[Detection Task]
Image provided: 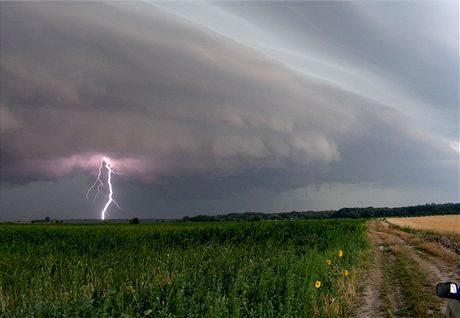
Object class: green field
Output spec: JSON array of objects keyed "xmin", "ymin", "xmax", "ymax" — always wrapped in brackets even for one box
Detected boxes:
[{"xmin": 0, "ymin": 220, "xmax": 368, "ymax": 317}]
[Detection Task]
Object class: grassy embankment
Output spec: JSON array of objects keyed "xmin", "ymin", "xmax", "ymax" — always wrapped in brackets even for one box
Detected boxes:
[{"xmin": 0, "ymin": 220, "xmax": 368, "ymax": 317}]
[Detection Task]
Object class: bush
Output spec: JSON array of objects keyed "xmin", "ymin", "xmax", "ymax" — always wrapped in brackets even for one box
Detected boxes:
[{"xmin": 129, "ymin": 217, "xmax": 140, "ymax": 224}]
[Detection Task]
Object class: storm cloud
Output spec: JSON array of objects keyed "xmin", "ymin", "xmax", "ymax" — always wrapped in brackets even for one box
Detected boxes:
[{"xmin": 0, "ymin": 2, "xmax": 457, "ymax": 219}]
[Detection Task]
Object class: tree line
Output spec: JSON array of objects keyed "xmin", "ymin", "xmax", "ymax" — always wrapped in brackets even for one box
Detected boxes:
[{"xmin": 182, "ymin": 203, "xmax": 460, "ymax": 222}]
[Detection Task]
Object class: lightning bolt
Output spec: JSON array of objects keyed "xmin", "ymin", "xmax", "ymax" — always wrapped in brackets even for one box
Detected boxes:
[{"xmin": 87, "ymin": 157, "xmax": 121, "ymax": 220}]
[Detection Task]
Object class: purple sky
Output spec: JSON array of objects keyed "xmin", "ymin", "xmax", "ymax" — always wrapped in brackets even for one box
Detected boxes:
[{"xmin": 0, "ymin": 2, "xmax": 458, "ymax": 220}]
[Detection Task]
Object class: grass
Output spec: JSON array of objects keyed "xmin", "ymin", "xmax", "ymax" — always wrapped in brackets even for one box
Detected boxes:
[
  {"xmin": 381, "ymin": 244, "xmax": 444, "ymax": 317},
  {"xmin": 0, "ymin": 220, "xmax": 368, "ymax": 317},
  {"xmin": 388, "ymin": 222, "xmax": 460, "ymax": 258}
]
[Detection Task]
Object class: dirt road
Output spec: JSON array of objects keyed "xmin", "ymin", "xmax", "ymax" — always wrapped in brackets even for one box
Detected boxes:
[{"xmin": 355, "ymin": 221, "xmax": 460, "ymax": 318}]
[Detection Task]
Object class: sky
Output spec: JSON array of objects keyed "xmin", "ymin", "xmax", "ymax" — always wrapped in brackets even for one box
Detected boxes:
[{"xmin": 0, "ymin": 1, "xmax": 458, "ymax": 221}]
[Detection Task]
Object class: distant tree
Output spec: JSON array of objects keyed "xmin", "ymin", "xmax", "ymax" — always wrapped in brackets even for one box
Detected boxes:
[
  {"xmin": 180, "ymin": 203, "xmax": 460, "ymax": 222},
  {"xmin": 129, "ymin": 217, "xmax": 140, "ymax": 224},
  {"xmin": 45, "ymin": 216, "xmax": 50, "ymax": 223}
]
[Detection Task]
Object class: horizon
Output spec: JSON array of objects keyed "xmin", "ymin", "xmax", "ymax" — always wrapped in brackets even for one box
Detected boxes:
[{"xmin": 4, "ymin": 202, "xmax": 458, "ymax": 223}]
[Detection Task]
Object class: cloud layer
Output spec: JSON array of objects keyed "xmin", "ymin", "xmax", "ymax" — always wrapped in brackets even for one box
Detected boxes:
[{"xmin": 0, "ymin": 2, "xmax": 457, "ymax": 219}]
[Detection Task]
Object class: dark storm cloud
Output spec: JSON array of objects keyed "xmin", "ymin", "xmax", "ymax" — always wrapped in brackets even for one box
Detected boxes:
[
  {"xmin": 223, "ymin": 1, "xmax": 458, "ymax": 101},
  {"xmin": 205, "ymin": 1, "xmax": 458, "ymax": 137},
  {"xmin": 0, "ymin": 2, "xmax": 457, "ymax": 218}
]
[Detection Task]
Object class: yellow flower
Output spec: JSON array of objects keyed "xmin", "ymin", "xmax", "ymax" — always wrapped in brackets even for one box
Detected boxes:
[
  {"xmin": 315, "ymin": 280, "xmax": 321, "ymax": 288},
  {"xmin": 326, "ymin": 259, "xmax": 332, "ymax": 266},
  {"xmin": 343, "ymin": 270, "xmax": 349, "ymax": 277},
  {"xmin": 338, "ymin": 249, "xmax": 344, "ymax": 258}
]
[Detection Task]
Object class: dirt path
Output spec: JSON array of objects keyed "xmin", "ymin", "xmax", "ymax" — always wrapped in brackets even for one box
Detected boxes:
[{"xmin": 355, "ymin": 221, "xmax": 460, "ymax": 318}]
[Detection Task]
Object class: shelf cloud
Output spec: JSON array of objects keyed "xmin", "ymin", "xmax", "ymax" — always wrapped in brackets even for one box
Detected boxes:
[{"xmin": 0, "ymin": 2, "xmax": 457, "ymax": 219}]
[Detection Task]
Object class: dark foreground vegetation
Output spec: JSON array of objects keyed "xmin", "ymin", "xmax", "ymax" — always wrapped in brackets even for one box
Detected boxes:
[
  {"xmin": 0, "ymin": 220, "xmax": 368, "ymax": 317},
  {"xmin": 183, "ymin": 202, "xmax": 460, "ymax": 222}
]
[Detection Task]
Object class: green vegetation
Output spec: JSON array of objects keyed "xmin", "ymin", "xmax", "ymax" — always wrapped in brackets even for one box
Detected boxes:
[
  {"xmin": 183, "ymin": 202, "xmax": 460, "ymax": 222},
  {"xmin": 380, "ymin": 240, "xmax": 443, "ymax": 317},
  {"xmin": 0, "ymin": 220, "xmax": 368, "ymax": 317},
  {"xmin": 129, "ymin": 217, "xmax": 140, "ymax": 225}
]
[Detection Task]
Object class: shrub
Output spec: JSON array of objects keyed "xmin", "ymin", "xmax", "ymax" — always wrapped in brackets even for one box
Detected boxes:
[{"xmin": 129, "ymin": 217, "xmax": 140, "ymax": 224}]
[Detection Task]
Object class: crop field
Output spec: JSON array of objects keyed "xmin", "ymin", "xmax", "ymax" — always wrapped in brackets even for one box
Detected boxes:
[
  {"xmin": 0, "ymin": 220, "xmax": 368, "ymax": 317},
  {"xmin": 386, "ymin": 215, "xmax": 460, "ymax": 235}
]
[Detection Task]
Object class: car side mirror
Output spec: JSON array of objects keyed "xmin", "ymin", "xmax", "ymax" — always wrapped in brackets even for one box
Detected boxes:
[{"xmin": 436, "ymin": 282, "xmax": 460, "ymax": 300}]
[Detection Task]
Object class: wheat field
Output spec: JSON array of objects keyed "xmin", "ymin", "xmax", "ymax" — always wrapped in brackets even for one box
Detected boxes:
[{"xmin": 387, "ymin": 215, "xmax": 460, "ymax": 235}]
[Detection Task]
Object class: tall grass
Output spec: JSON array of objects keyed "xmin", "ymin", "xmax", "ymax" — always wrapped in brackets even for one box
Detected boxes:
[{"xmin": 0, "ymin": 220, "xmax": 368, "ymax": 317}]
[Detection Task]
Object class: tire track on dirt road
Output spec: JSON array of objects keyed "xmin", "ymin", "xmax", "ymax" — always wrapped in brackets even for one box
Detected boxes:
[{"xmin": 356, "ymin": 221, "xmax": 460, "ymax": 318}]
